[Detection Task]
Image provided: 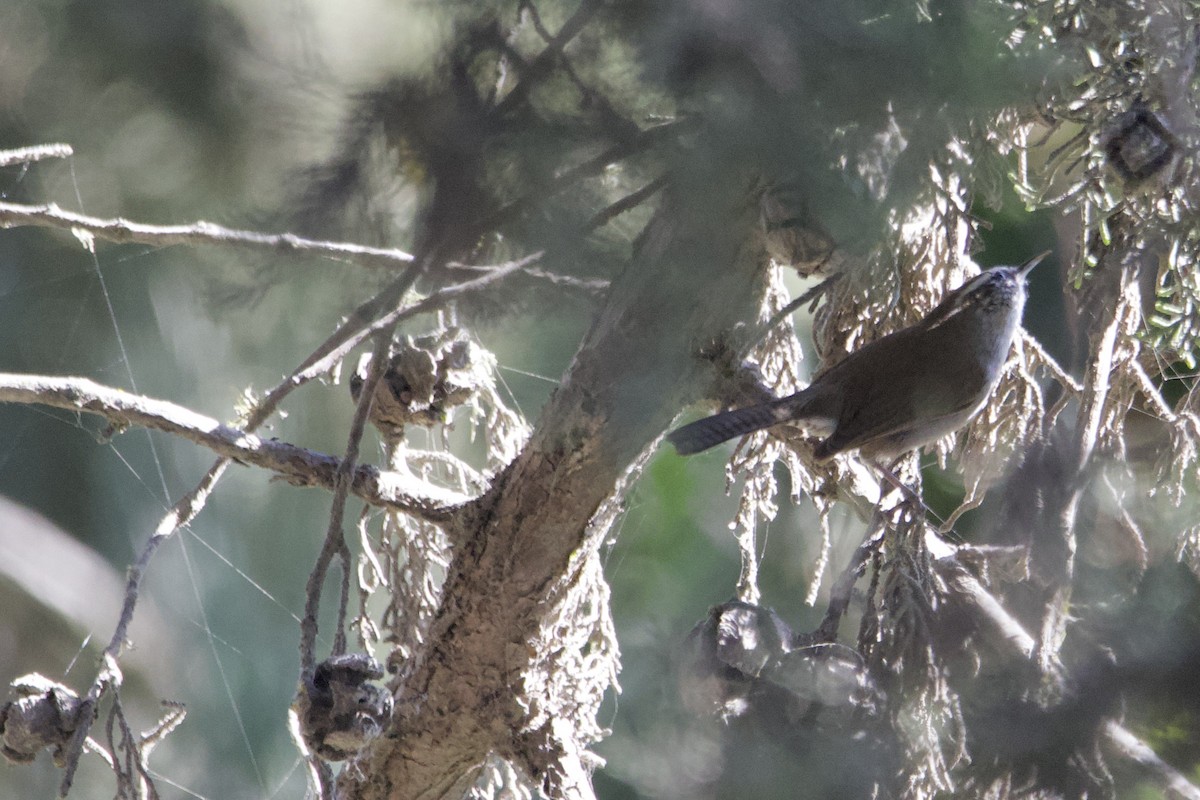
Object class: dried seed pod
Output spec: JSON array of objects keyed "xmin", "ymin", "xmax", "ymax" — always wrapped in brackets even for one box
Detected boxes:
[
  {"xmin": 294, "ymin": 654, "xmax": 393, "ymax": 761},
  {"xmin": 1102, "ymin": 103, "xmax": 1179, "ymax": 185},
  {"xmin": 0, "ymin": 674, "xmax": 89, "ymax": 767}
]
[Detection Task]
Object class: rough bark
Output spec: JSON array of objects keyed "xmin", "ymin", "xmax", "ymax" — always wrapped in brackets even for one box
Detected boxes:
[{"xmin": 341, "ymin": 182, "xmax": 769, "ymax": 798}]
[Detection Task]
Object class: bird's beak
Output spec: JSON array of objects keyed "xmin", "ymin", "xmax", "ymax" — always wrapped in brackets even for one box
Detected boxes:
[{"xmin": 1019, "ymin": 250, "xmax": 1051, "ymax": 277}]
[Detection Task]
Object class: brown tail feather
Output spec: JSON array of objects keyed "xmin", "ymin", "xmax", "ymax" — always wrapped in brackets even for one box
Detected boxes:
[{"xmin": 667, "ymin": 401, "xmax": 789, "ymax": 455}]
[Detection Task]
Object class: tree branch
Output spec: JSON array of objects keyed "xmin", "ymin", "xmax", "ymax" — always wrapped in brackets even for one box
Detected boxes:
[
  {"xmin": 0, "ymin": 143, "xmax": 74, "ymax": 168},
  {"xmin": 493, "ymin": 0, "xmax": 607, "ymax": 118},
  {"xmin": 1102, "ymin": 721, "xmax": 1200, "ymax": 800},
  {"xmin": 301, "ymin": 332, "xmax": 392, "ymax": 679},
  {"xmin": 0, "ymin": 374, "xmax": 465, "ymax": 518},
  {"xmin": 342, "ymin": 183, "xmax": 770, "ymax": 799},
  {"xmin": 929, "ymin": 533, "xmax": 1200, "ymax": 800},
  {"xmin": 0, "ymin": 200, "xmax": 416, "ymax": 270}
]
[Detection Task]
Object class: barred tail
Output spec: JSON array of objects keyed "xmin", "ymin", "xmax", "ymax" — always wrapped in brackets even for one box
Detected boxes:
[{"xmin": 667, "ymin": 401, "xmax": 789, "ymax": 455}]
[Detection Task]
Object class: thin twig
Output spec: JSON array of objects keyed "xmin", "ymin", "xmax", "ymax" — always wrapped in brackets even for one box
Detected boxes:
[
  {"xmin": 1075, "ymin": 275, "xmax": 1130, "ymax": 471},
  {"xmin": 480, "ymin": 120, "xmax": 689, "ymax": 233},
  {"xmin": 444, "ymin": 262, "xmax": 608, "ymax": 296},
  {"xmin": 811, "ymin": 515, "xmax": 887, "ymax": 643},
  {"xmin": 1128, "ymin": 356, "xmax": 1177, "ymax": 421},
  {"xmin": 57, "ymin": 452, "xmax": 233, "ymax": 797},
  {"xmin": 0, "ymin": 143, "xmax": 74, "ymax": 168},
  {"xmin": 493, "ymin": 0, "xmax": 607, "ymax": 118},
  {"xmin": 750, "ymin": 273, "xmax": 842, "ymax": 354},
  {"xmin": 300, "ymin": 333, "xmax": 392, "ymax": 675},
  {"xmin": 60, "ymin": 653, "xmax": 120, "ymax": 796},
  {"xmin": 585, "ymin": 175, "xmax": 668, "ymax": 231},
  {"xmin": 0, "ymin": 200, "xmax": 416, "ymax": 270},
  {"xmin": 246, "ymin": 252, "xmax": 543, "ymax": 435},
  {"xmin": 0, "ymin": 373, "xmax": 467, "ymax": 516},
  {"xmin": 334, "ymin": 536, "xmax": 353, "ymax": 657}
]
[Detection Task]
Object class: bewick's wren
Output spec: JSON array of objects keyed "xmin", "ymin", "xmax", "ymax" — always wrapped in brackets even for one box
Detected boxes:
[{"xmin": 669, "ymin": 252, "xmax": 1049, "ymax": 462}]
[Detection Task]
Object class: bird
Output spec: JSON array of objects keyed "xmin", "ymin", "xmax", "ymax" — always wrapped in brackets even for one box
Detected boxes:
[{"xmin": 667, "ymin": 252, "xmax": 1049, "ymax": 463}]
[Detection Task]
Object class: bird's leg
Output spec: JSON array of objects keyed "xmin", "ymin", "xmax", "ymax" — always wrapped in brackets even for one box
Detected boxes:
[{"xmin": 870, "ymin": 455, "xmax": 937, "ymax": 523}]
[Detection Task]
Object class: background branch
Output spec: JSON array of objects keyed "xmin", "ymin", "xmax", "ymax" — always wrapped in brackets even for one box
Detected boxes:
[
  {"xmin": 0, "ymin": 200, "xmax": 416, "ymax": 270},
  {"xmin": 0, "ymin": 143, "xmax": 74, "ymax": 168},
  {"xmin": 930, "ymin": 534, "xmax": 1200, "ymax": 800},
  {"xmin": 0, "ymin": 374, "xmax": 464, "ymax": 517}
]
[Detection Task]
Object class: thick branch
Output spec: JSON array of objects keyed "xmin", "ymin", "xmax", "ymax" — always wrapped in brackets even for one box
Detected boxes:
[
  {"xmin": 344, "ymin": 181, "xmax": 768, "ymax": 799},
  {"xmin": 0, "ymin": 374, "xmax": 463, "ymax": 518}
]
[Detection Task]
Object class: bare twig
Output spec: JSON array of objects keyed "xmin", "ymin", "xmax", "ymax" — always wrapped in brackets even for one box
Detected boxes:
[
  {"xmin": 1075, "ymin": 280, "xmax": 1129, "ymax": 470},
  {"xmin": 585, "ymin": 176, "xmax": 668, "ymax": 231},
  {"xmin": 59, "ymin": 653, "xmax": 124, "ymax": 790},
  {"xmin": 751, "ymin": 273, "xmax": 842, "ymax": 354},
  {"xmin": 509, "ymin": 265, "xmax": 608, "ymax": 294},
  {"xmin": 248, "ymin": 252, "xmax": 543, "ymax": 434},
  {"xmin": 445, "ymin": 261, "xmax": 608, "ymax": 296},
  {"xmin": 300, "ymin": 333, "xmax": 392, "ymax": 675},
  {"xmin": 0, "ymin": 373, "xmax": 467, "ymax": 516},
  {"xmin": 481, "ymin": 120, "xmax": 689, "ymax": 233},
  {"xmin": 0, "ymin": 143, "xmax": 74, "ymax": 168},
  {"xmin": 1128, "ymin": 356, "xmax": 1177, "ymax": 421},
  {"xmin": 0, "ymin": 198, "xmax": 597, "ymax": 299},
  {"xmin": 0, "ymin": 200, "xmax": 416, "ymax": 270},
  {"xmin": 298, "ymin": 337, "xmax": 395, "ymax": 800},
  {"xmin": 493, "ymin": 0, "xmax": 607, "ymax": 118}
]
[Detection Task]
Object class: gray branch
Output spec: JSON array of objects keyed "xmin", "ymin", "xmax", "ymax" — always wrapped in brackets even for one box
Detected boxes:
[
  {"xmin": 0, "ymin": 374, "xmax": 465, "ymax": 518},
  {"xmin": 0, "ymin": 143, "xmax": 74, "ymax": 168},
  {"xmin": 0, "ymin": 200, "xmax": 416, "ymax": 270},
  {"xmin": 338, "ymin": 182, "xmax": 770, "ymax": 799}
]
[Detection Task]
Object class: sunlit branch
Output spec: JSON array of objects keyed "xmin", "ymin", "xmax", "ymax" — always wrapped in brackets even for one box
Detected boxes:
[
  {"xmin": 0, "ymin": 200, "xmax": 416, "ymax": 270},
  {"xmin": 1102, "ymin": 721, "xmax": 1200, "ymax": 800},
  {"xmin": 0, "ymin": 374, "xmax": 467, "ymax": 517},
  {"xmin": 0, "ymin": 143, "xmax": 74, "ymax": 168},
  {"xmin": 1020, "ymin": 331, "xmax": 1082, "ymax": 395},
  {"xmin": 444, "ymin": 262, "xmax": 608, "ymax": 295}
]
